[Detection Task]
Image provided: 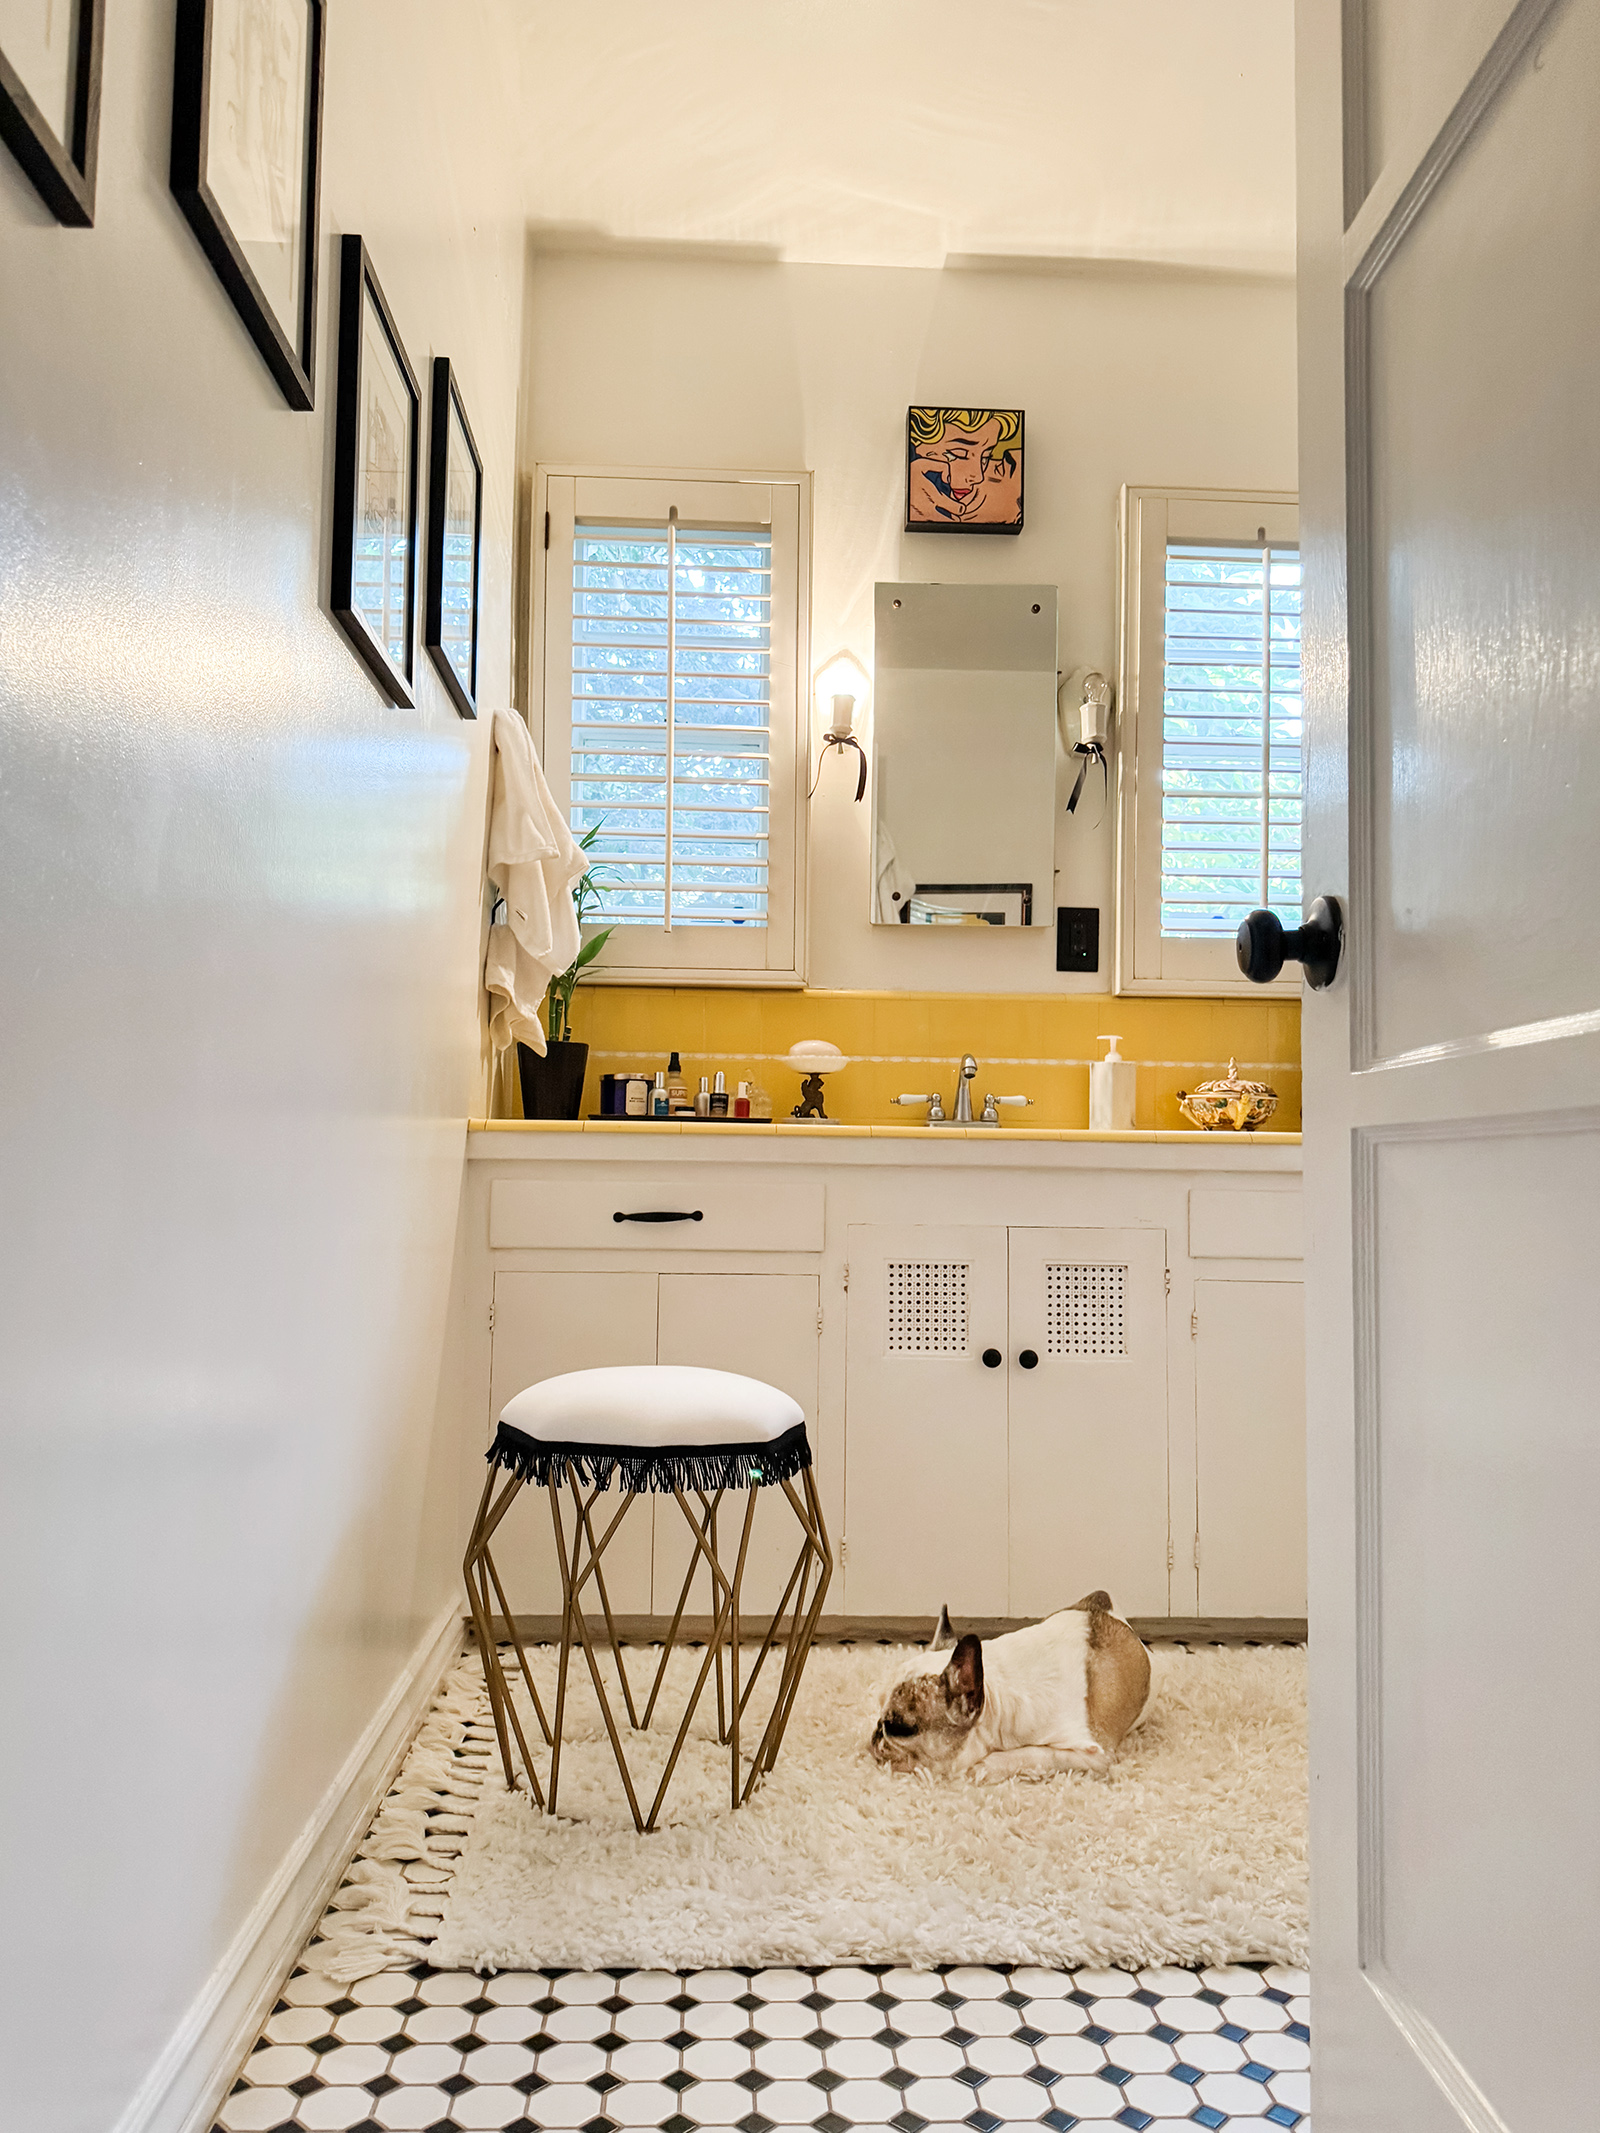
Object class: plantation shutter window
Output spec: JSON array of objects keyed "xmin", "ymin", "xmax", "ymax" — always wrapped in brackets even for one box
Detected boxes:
[
  {"xmin": 1116, "ymin": 487, "xmax": 1302, "ymax": 995},
  {"xmin": 539, "ymin": 472, "xmax": 809, "ymax": 984},
  {"xmin": 1160, "ymin": 541, "xmax": 1303, "ymax": 936}
]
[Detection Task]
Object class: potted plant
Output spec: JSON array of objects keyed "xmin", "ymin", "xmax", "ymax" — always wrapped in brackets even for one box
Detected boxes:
[{"xmin": 516, "ymin": 823, "xmax": 615, "ymax": 1119}]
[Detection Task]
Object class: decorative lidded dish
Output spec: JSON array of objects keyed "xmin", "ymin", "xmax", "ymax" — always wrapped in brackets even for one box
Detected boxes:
[{"xmin": 1176, "ymin": 1057, "xmax": 1279, "ymax": 1132}]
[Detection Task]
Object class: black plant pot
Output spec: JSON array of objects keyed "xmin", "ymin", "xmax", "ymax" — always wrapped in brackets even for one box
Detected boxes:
[{"xmin": 517, "ymin": 1038, "xmax": 589, "ymax": 1119}]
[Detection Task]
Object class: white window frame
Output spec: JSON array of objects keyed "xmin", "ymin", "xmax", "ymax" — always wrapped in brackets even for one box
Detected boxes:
[
  {"xmin": 532, "ymin": 463, "xmax": 811, "ymax": 987},
  {"xmin": 1114, "ymin": 483, "xmax": 1302, "ymax": 997}
]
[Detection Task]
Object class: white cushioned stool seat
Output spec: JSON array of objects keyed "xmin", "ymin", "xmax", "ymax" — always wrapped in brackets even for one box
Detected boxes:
[{"xmin": 490, "ymin": 1364, "xmax": 809, "ymax": 1493}]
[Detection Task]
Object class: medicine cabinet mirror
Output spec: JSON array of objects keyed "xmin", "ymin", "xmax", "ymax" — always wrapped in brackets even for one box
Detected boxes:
[{"xmin": 871, "ymin": 581, "xmax": 1058, "ymax": 927}]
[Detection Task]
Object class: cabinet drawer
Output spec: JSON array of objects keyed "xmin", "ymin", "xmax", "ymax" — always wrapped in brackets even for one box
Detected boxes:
[
  {"xmin": 489, "ymin": 1173, "xmax": 824, "ymax": 1253},
  {"xmin": 1189, "ymin": 1186, "xmax": 1303, "ymax": 1260}
]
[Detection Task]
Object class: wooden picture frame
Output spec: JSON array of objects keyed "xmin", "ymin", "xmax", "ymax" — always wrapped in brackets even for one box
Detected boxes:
[
  {"xmin": 423, "ymin": 358, "xmax": 484, "ymax": 719},
  {"xmin": 0, "ymin": 0, "xmax": 104, "ymax": 226},
  {"xmin": 905, "ymin": 405, "xmax": 1026, "ymax": 534},
  {"xmin": 170, "ymin": 0, "xmax": 325, "ymax": 410},
  {"xmin": 330, "ymin": 236, "xmax": 419, "ymax": 706}
]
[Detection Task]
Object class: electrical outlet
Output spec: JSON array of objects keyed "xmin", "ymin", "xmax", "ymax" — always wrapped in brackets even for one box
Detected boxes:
[{"xmin": 1056, "ymin": 905, "xmax": 1099, "ymax": 972}]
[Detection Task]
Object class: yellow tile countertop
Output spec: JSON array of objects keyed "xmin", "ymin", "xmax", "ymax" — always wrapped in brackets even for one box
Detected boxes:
[{"xmin": 467, "ymin": 1118, "xmax": 1301, "ymax": 1145}]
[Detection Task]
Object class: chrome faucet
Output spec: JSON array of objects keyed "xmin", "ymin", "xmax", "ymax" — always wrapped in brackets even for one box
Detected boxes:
[
  {"xmin": 952, "ymin": 1053, "xmax": 979, "ymax": 1123},
  {"xmin": 890, "ymin": 1056, "xmax": 1033, "ymax": 1127}
]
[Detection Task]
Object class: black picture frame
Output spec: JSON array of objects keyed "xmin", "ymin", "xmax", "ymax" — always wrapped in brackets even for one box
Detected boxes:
[
  {"xmin": 170, "ymin": 0, "xmax": 325, "ymax": 411},
  {"xmin": 330, "ymin": 236, "xmax": 420, "ymax": 707},
  {"xmin": 905, "ymin": 404, "xmax": 1026, "ymax": 535},
  {"xmin": 0, "ymin": 0, "xmax": 104, "ymax": 226},
  {"xmin": 423, "ymin": 358, "xmax": 484, "ymax": 720}
]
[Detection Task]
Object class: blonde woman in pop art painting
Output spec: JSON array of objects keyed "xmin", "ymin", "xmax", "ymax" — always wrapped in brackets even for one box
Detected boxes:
[{"xmin": 906, "ymin": 404, "xmax": 1024, "ymax": 532}]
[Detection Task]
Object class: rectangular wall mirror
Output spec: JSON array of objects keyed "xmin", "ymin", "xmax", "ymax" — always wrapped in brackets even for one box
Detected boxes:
[{"xmin": 871, "ymin": 581, "xmax": 1058, "ymax": 926}]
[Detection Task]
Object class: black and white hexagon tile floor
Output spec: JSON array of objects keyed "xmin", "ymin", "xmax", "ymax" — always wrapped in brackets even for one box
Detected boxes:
[{"xmin": 216, "ymin": 1959, "xmax": 1310, "ymax": 2133}]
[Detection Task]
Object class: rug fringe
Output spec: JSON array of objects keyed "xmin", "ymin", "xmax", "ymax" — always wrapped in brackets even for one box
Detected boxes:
[{"xmin": 303, "ymin": 1654, "xmax": 496, "ymax": 1983}]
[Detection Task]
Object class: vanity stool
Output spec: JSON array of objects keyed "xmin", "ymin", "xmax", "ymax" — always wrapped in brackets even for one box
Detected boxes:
[{"xmin": 462, "ymin": 1363, "xmax": 832, "ymax": 1833}]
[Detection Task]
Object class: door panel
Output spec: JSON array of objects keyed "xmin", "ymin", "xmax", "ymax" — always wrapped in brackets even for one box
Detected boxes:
[
  {"xmin": 1366, "ymin": 1127, "xmax": 1600, "ymax": 2127},
  {"xmin": 488, "ymin": 1270, "xmax": 658, "ymax": 1614},
  {"xmin": 844, "ymin": 1225, "xmax": 1009, "ymax": 1615},
  {"xmin": 1194, "ymin": 1280, "xmax": 1306, "ymax": 1617},
  {"xmin": 1006, "ymin": 1228, "xmax": 1170, "ymax": 1619},
  {"xmin": 654, "ymin": 1274, "xmax": 821, "ymax": 1618},
  {"xmin": 1361, "ymin": 0, "xmax": 1600, "ymax": 1065}
]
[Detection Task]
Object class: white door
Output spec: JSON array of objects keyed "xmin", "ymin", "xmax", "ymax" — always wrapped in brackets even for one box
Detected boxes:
[
  {"xmin": 654, "ymin": 1273, "xmax": 821, "ymax": 1618},
  {"xmin": 1301, "ymin": 3, "xmax": 1600, "ymax": 2121},
  {"xmin": 488, "ymin": 1270, "xmax": 658, "ymax": 1614},
  {"xmin": 1193, "ymin": 1279, "xmax": 1305, "ymax": 1619},
  {"xmin": 1006, "ymin": 1227, "xmax": 1170, "ymax": 1620},
  {"xmin": 844, "ymin": 1225, "xmax": 1009, "ymax": 1615}
]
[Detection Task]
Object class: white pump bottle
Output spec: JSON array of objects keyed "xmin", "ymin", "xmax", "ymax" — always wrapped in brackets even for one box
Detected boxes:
[{"xmin": 1089, "ymin": 1033, "xmax": 1137, "ymax": 1132}]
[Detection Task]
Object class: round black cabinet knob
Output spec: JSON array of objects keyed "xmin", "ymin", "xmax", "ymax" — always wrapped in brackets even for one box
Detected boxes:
[
  {"xmin": 981, "ymin": 1348, "xmax": 1002, "ymax": 1368},
  {"xmin": 1018, "ymin": 1349, "xmax": 1039, "ymax": 1370},
  {"xmin": 1236, "ymin": 895, "xmax": 1344, "ymax": 989}
]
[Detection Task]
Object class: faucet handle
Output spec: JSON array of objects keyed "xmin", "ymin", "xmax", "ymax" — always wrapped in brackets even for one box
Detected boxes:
[{"xmin": 981, "ymin": 1093, "xmax": 1033, "ymax": 1123}]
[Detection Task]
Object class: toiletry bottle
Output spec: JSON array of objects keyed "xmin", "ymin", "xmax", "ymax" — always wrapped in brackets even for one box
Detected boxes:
[
  {"xmin": 598, "ymin": 1073, "xmax": 616, "ymax": 1117},
  {"xmin": 1090, "ymin": 1034, "xmax": 1138, "ymax": 1131},
  {"xmin": 710, "ymin": 1069, "xmax": 730, "ymax": 1118},
  {"xmin": 610, "ymin": 1073, "xmax": 630, "ymax": 1116},
  {"xmin": 695, "ymin": 1075, "xmax": 711, "ymax": 1120},
  {"xmin": 652, "ymin": 1070, "xmax": 670, "ymax": 1119},
  {"xmin": 666, "ymin": 1050, "xmax": 688, "ymax": 1111},
  {"xmin": 734, "ymin": 1079, "xmax": 751, "ymax": 1121},
  {"xmin": 625, "ymin": 1072, "xmax": 649, "ymax": 1118},
  {"xmin": 748, "ymin": 1079, "xmax": 772, "ymax": 1121}
]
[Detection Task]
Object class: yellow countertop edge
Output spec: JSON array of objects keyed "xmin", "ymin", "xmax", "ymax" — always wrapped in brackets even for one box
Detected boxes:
[{"xmin": 466, "ymin": 1119, "xmax": 1302, "ymax": 1145}]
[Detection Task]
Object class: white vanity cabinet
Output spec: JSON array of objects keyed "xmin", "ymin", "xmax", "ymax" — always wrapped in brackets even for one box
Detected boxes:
[
  {"xmin": 457, "ymin": 1128, "xmax": 1307, "ymax": 1625},
  {"xmin": 843, "ymin": 1224, "xmax": 1170, "ymax": 1619}
]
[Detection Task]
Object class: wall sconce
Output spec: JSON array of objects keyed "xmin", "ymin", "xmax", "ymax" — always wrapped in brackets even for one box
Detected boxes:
[
  {"xmin": 812, "ymin": 649, "xmax": 871, "ymax": 802},
  {"xmin": 1058, "ymin": 664, "xmax": 1114, "ymax": 816}
]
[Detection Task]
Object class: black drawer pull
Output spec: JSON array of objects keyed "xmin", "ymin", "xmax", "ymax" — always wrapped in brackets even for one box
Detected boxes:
[
  {"xmin": 1018, "ymin": 1349, "xmax": 1039, "ymax": 1369},
  {"xmin": 981, "ymin": 1348, "xmax": 1002, "ymax": 1368},
  {"xmin": 613, "ymin": 1209, "xmax": 704, "ymax": 1224}
]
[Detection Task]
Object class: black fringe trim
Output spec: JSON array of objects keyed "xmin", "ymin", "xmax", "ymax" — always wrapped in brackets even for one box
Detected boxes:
[{"xmin": 488, "ymin": 1418, "xmax": 812, "ymax": 1494}]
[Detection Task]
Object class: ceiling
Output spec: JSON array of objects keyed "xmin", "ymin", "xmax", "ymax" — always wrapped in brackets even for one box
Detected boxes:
[{"xmin": 512, "ymin": 0, "xmax": 1296, "ymax": 276}]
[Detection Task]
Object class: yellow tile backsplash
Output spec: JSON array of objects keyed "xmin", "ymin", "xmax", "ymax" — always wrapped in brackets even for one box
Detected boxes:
[{"xmin": 531, "ymin": 988, "xmax": 1301, "ymax": 1131}]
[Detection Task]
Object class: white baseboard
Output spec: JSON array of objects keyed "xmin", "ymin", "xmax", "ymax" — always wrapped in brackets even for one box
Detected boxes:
[{"xmin": 111, "ymin": 1598, "xmax": 466, "ymax": 2133}]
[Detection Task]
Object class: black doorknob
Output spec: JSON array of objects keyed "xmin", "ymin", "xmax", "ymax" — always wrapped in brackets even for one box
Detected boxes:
[
  {"xmin": 981, "ymin": 1348, "xmax": 1002, "ymax": 1368},
  {"xmin": 1236, "ymin": 895, "xmax": 1344, "ymax": 989},
  {"xmin": 1018, "ymin": 1349, "xmax": 1039, "ymax": 1370}
]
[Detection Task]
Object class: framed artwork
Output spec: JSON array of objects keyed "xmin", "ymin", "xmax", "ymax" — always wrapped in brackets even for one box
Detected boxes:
[
  {"xmin": 330, "ymin": 236, "xmax": 419, "ymax": 706},
  {"xmin": 906, "ymin": 405, "xmax": 1025, "ymax": 534},
  {"xmin": 423, "ymin": 358, "xmax": 483, "ymax": 719},
  {"xmin": 170, "ymin": 0, "xmax": 325, "ymax": 410},
  {"xmin": 0, "ymin": 0, "xmax": 104, "ymax": 225}
]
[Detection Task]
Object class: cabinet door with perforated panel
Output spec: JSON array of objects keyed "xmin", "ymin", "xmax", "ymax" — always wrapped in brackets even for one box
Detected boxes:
[
  {"xmin": 843, "ymin": 1225, "xmax": 1009, "ymax": 1615},
  {"xmin": 1006, "ymin": 1228, "xmax": 1170, "ymax": 1619}
]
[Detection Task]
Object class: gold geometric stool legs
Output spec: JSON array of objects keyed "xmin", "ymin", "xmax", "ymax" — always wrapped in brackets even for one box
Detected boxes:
[{"xmin": 462, "ymin": 1398, "xmax": 832, "ymax": 1834}]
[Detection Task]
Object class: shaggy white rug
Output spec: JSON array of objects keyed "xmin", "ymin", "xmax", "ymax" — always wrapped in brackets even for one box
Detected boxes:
[{"xmin": 399, "ymin": 1638, "xmax": 1307, "ymax": 1975}]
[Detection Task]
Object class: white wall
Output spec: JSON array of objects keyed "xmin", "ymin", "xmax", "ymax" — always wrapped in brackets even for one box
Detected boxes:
[
  {"xmin": 0, "ymin": 5, "xmax": 524, "ymax": 2128},
  {"xmin": 523, "ymin": 252, "xmax": 1298, "ymax": 990}
]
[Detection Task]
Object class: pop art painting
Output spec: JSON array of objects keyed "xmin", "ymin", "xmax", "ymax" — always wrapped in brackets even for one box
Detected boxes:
[{"xmin": 905, "ymin": 405, "xmax": 1024, "ymax": 534}]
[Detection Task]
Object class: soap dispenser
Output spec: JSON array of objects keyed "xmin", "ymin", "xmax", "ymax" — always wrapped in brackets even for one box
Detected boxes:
[{"xmin": 1090, "ymin": 1034, "xmax": 1137, "ymax": 1131}]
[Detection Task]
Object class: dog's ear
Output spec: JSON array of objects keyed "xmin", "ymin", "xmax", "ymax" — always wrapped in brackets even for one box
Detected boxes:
[
  {"xmin": 944, "ymin": 1633, "xmax": 985, "ymax": 1723},
  {"xmin": 1072, "ymin": 1589, "xmax": 1113, "ymax": 1614},
  {"xmin": 929, "ymin": 1604, "xmax": 956, "ymax": 1653}
]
